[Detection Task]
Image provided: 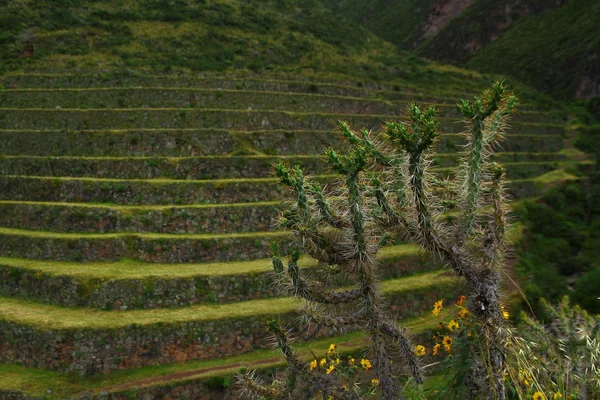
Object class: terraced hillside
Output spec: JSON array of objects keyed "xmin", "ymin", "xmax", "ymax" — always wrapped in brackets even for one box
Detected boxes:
[{"xmin": 0, "ymin": 72, "xmax": 573, "ymax": 398}]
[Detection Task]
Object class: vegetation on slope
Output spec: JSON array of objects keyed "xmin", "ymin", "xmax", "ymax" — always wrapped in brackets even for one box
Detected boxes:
[
  {"xmin": 319, "ymin": 0, "xmax": 598, "ymax": 100},
  {"xmin": 0, "ymin": 0, "xmax": 379, "ymax": 72},
  {"xmin": 465, "ymin": 0, "xmax": 600, "ymax": 99},
  {"xmin": 515, "ymin": 104, "xmax": 600, "ymax": 316},
  {"xmin": 0, "ymin": 0, "xmax": 476, "ymax": 92},
  {"xmin": 318, "ymin": 0, "xmax": 436, "ymax": 49},
  {"xmin": 8, "ymin": 0, "xmax": 566, "ymax": 102}
]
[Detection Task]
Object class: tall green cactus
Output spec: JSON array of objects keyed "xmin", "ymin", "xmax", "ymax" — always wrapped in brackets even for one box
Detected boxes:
[{"xmin": 238, "ymin": 82, "xmax": 518, "ymax": 399}]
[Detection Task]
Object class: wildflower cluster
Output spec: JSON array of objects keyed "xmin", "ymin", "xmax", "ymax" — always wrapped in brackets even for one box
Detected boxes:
[
  {"xmin": 421, "ymin": 296, "xmax": 473, "ymax": 358},
  {"xmin": 309, "ymin": 344, "xmax": 379, "ymax": 399}
]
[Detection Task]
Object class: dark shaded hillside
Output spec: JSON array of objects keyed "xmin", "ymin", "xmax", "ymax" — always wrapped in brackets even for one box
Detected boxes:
[
  {"xmin": 465, "ymin": 0, "xmax": 600, "ymax": 99},
  {"xmin": 317, "ymin": 0, "xmax": 437, "ymax": 49},
  {"xmin": 415, "ymin": 0, "xmax": 568, "ymax": 63},
  {"xmin": 320, "ymin": 0, "xmax": 599, "ymax": 99}
]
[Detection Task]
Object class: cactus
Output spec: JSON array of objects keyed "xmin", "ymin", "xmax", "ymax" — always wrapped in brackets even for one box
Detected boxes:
[{"xmin": 237, "ymin": 82, "xmax": 518, "ymax": 399}]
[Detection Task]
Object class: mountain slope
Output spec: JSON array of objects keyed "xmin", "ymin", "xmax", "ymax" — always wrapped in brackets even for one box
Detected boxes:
[
  {"xmin": 0, "ymin": 0, "xmax": 419, "ymax": 81},
  {"xmin": 464, "ymin": 0, "xmax": 600, "ymax": 99},
  {"xmin": 319, "ymin": 0, "xmax": 599, "ymax": 99}
]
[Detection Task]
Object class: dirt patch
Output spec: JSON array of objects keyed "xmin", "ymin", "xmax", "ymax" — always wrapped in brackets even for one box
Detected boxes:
[{"xmin": 73, "ymin": 356, "xmax": 283, "ymax": 397}]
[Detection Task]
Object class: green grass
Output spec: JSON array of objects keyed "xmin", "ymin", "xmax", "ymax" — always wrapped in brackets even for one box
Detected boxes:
[
  {"xmin": 2, "ymin": 174, "xmax": 335, "ymax": 184},
  {"xmin": 526, "ymin": 169, "xmax": 580, "ymax": 184},
  {"xmin": 0, "ymin": 151, "xmax": 568, "ymax": 161},
  {"xmin": 0, "ymin": 199, "xmax": 284, "ymax": 210},
  {"xmin": 0, "ymin": 86, "xmax": 454, "ymax": 104},
  {"xmin": 0, "ymin": 309, "xmax": 450, "ymax": 398},
  {"xmin": 0, "ymin": 226, "xmax": 286, "ymax": 240},
  {"xmin": 319, "ymin": 0, "xmax": 435, "ymax": 50},
  {"xmin": 0, "ymin": 243, "xmax": 422, "ymax": 279},
  {"xmin": 0, "ymin": 174, "xmax": 566, "ymax": 191},
  {"xmin": 0, "ymin": 154, "xmax": 322, "ymax": 161},
  {"xmin": 2, "ymin": 160, "xmax": 562, "ymax": 183},
  {"xmin": 0, "ymin": 107, "xmax": 564, "ymax": 127},
  {"xmin": 0, "ymin": 0, "xmax": 505, "ymax": 95},
  {"xmin": 0, "ymin": 270, "xmax": 451, "ymax": 329},
  {"xmin": 0, "ymin": 72, "xmax": 480, "ymax": 102}
]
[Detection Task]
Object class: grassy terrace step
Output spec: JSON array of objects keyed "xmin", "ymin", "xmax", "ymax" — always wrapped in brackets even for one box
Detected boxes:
[
  {"xmin": 0, "ymin": 244, "xmax": 434, "ymax": 309},
  {"xmin": 0, "ymin": 129, "xmax": 565, "ymax": 157},
  {"xmin": 0, "ymin": 88, "xmax": 451, "ymax": 115},
  {"xmin": 0, "ymin": 88, "xmax": 558, "ymax": 124},
  {"xmin": 0, "ymin": 164, "xmax": 561, "ymax": 234},
  {"xmin": 0, "ymin": 200, "xmax": 282, "ymax": 234},
  {"xmin": 0, "ymin": 227, "xmax": 286, "ymax": 263},
  {"xmin": 250, "ymin": 132, "xmax": 565, "ymax": 155},
  {"xmin": 0, "ymin": 167, "xmax": 564, "ymax": 206},
  {"xmin": 0, "ymin": 270, "xmax": 460, "ymax": 374},
  {"xmin": 0, "ymin": 175, "xmax": 319, "ymax": 205},
  {"xmin": 0, "ymin": 155, "xmax": 326, "ymax": 180},
  {"xmin": 0, "ymin": 153, "xmax": 569, "ymax": 179},
  {"xmin": 0, "ymin": 108, "xmax": 563, "ymax": 135},
  {"xmin": 0, "ymin": 73, "xmax": 477, "ymax": 103},
  {"xmin": 0, "ymin": 175, "xmax": 570, "ymax": 264},
  {"xmin": 0, "ymin": 312, "xmax": 447, "ymax": 399}
]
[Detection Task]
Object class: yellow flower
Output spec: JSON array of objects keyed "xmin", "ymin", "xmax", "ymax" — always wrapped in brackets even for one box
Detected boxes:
[
  {"xmin": 334, "ymin": 358, "xmax": 340, "ymax": 365},
  {"xmin": 432, "ymin": 299, "xmax": 443, "ymax": 316},
  {"xmin": 415, "ymin": 345, "xmax": 426, "ymax": 357},
  {"xmin": 553, "ymin": 393, "xmax": 563, "ymax": 399},
  {"xmin": 433, "ymin": 343, "xmax": 440, "ymax": 356},
  {"xmin": 348, "ymin": 356, "xmax": 355, "ymax": 366},
  {"xmin": 371, "ymin": 378, "xmax": 380, "ymax": 386},
  {"xmin": 327, "ymin": 343, "xmax": 337, "ymax": 356},
  {"xmin": 458, "ymin": 308, "xmax": 469, "ymax": 319},
  {"xmin": 309, "ymin": 359, "xmax": 318, "ymax": 370},
  {"xmin": 442, "ymin": 336, "xmax": 452, "ymax": 353},
  {"xmin": 456, "ymin": 295, "xmax": 466, "ymax": 306},
  {"xmin": 319, "ymin": 358, "xmax": 327, "ymax": 367},
  {"xmin": 518, "ymin": 369, "xmax": 531, "ymax": 387},
  {"xmin": 327, "ymin": 396, "xmax": 333, "ymax": 400},
  {"xmin": 326, "ymin": 364, "xmax": 335, "ymax": 374},
  {"xmin": 501, "ymin": 305, "xmax": 510, "ymax": 320},
  {"xmin": 532, "ymin": 392, "xmax": 544, "ymax": 400},
  {"xmin": 448, "ymin": 319, "xmax": 460, "ymax": 331},
  {"xmin": 360, "ymin": 358, "xmax": 372, "ymax": 370}
]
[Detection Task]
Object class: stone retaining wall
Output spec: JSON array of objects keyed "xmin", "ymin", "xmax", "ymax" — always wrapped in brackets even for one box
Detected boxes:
[
  {"xmin": 0, "ymin": 156, "xmax": 326, "ymax": 180},
  {"xmin": 0, "ymin": 176, "xmax": 292, "ymax": 205},
  {"xmin": 0, "ymin": 109, "xmax": 560, "ymax": 135},
  {"xmin": 0, "ymin": 253, "xmax": 434, "ymax": 309},
  {"xmin": 0, "ymin": 74, "xmax": 467, "ymax": 102},
  {"xmin": 0, "ymin": 129, "xmax": 563, "ymax": 158},
  {"xmin": 0, "ymin": 282, "xmax": 459, "ymax": 375},
  {"xmin": 0, "ymin": 232, "xmax": 282, "ymax": 263},
  {"xmin": 0, "ymin": 202, "xmax": 281, "ymax": 234},
  {"xmin": 0, "ymin": 153, "xmax": 567, "ymax": 180}
]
